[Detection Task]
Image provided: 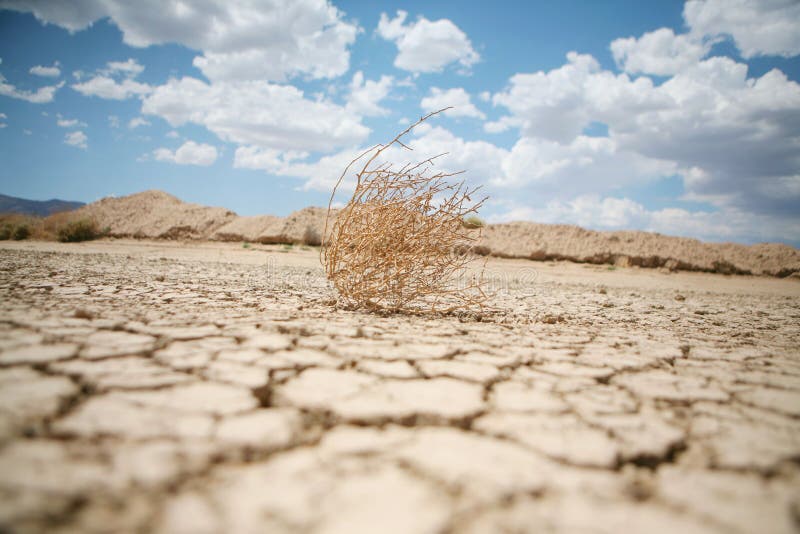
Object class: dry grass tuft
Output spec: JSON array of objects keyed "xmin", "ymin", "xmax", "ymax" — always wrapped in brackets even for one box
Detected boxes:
[
  {"xmin": 0, "ymin": 211, "xmax": 105, "ymax": 242},
  {"xmin": 322, "ymin": 108, "xmax": 490, "ymax": 313}
]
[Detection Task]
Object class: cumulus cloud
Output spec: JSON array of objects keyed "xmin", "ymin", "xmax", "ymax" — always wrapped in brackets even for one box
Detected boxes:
[
  {"xmin": 685, "ymin": 0, "xmax": 800, "ymax": 58},
  {"xmin": 3, "ymin": 0, "xmax": 359, "ymax": 83},
  {"xmin": 377, "ymin": 10, "xmax": 479, "ymax": 73},
  {"xmin": 153, "ymin": 140, "xmax": 217, "ymax": 166},
  {"xmin": 484, "ymin": 116, "xmax": 522, "ymax": 134},
  {"xmin": 72, "ymin": 76, "xmax": 151, "ymax": 99},
  {"xmin": 496, "ymin": 136, "xmax": 675, "ymax": 195},
  {"xmin": 420, "ymin": 87, "xmax": 485, "ymax": 119},
  {"xmin": 345, "ymin": 71, "xmax": 393, "ymax": 117},
  {"xmin": 0, "ymin": 62, "xmax": 63, "ymax": 103},
  {"xmin": 56, "ymin": 116, "xmax": 86, "ymax": 128},
  {"xmin": 611, "ymin": 28, "xmax": 709, "ymax": 76},
  {"xmin": 489, "ymin": 51, "xmax": 800, "ymax": 216},
  {"xmin": 29, "ymin": 62, "xmax": 61, "ymax": 77},
  {"xmin": 491, "ymin": 195, "xmax": 800, "ymax": 245},
  {"xmin": 128, "ymin": 117, "xmax": 150, "ymax": 129},
  {"xmin": 142, "ymin": 77, "xmax": 369, "ymax": 153},
  {"xmin": 71, "ymin": 58, "xmax": 151, "ymax": 100},
  {"xmin": 106, "ymin": 58, "xmax": 144, "ymax": 76},
  {"xmin": 0, "ymin": 112, "xmax": 6, "ymax": 128},
  {"xmin": 64, "ymin": 130, "xmax": 87, "ymax": 149},
  {"xmin": 237, "ymin": 123, "xmax": 507, "ymax": 193},
  {"xmin": 0, "ymin": 1, "xmax": 106, "ymax": 31}
]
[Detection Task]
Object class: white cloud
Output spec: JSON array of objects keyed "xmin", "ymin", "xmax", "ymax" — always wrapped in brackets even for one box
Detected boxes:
[
  {"xmin": 4, "ymin": 0, "xmax": 359, "ymax": 83},
  {"xmin": 259, "ymin": 120, "xmax": 672, "ymax": 204},
  {"xmin": 490, "ymin": 50, "xmax": 800, "ymax": 216},
  {"xmin": 71, "ymin": 59, "xmax": 150, "ymax": 100},
  {"xmin": 142, "ymin": 76, "xmax": 369, "ymax": 153},
  {"xmin": 72, "ymin": 76, "xmax": 151, "ymax": 99},
  {"xmin": 166, "ymin": 130, "xmax": 180, "ymax": 138},
  {"xmin": 0, "ymin": 66, "xmax": 63, "ymax": 103},
  {"xmin": 345, "ymin": 71, "xmax": 393, "ymax": 117},
  {"xmin": 492, "ymin": 52, "xmax": 611, "ymax": 142},
  {"xmin": 685, "ymin": 0, "xmax": 800, "ymax": 58},
  {"xmin": 611, "ymin": 28, "xmax": 709, "ymax": 76},
  {"xmin": 108, "ymin": 115, "xmax": 120, "ymax": 128},
  {"xmin": 377, "ymin": 10, "xmax": 479, "ymax": 73},
  {"xmin": 128, "ymin": 117, "xmax": 150, "ymax": 129},
  {"xmin": 0, "ymin": 1, "xmax": 106, "ymax": 31},
  {"xmin": 153, "ymin": 140, "xmax": 217, "ymax": 166},
  {"xmin": 238, "ymin": 123, "xmax": 508, "ymax": 193},
  {"xmin": 513, "ymin": 195, "xmax": 648, "ymax": 229},
  {"xmin": 491, "ymin": 194, "xmax": 800, "ymax": 245},
  {"xmin": 421, "ymin": 87, "xmax": 485, "ymax": 119},
  {"xmin": 234, "ymin": 146, "xmax": 310, "ymax": 172},
  {"xmin": 57, "ymin": 117, "xmax": 86, "ymax": 128},
  {"xmin": 64, "ymin": 130, "xmax": 87, "ymax": 149},
  {"xmin": 497, "ymin": 135, "xmax": 674, "ymax": 194},
  {"xmin": 484, "ymin": 116, "xmax": 522, "ymax": 134},
  {"xmin": 29, "ymin": 63, "xmax": 61, "ymax": 77},
  {"xmin": 0, "ymin": 112, "xmax": 6, "ymax": 128},
  {"xmin": 106, "ymin": 58, "xmax": 144, "ymax": 76}
]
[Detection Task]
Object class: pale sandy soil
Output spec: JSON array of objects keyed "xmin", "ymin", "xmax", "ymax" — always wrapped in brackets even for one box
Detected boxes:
[{"xmin": 0, "ymin": 239, "xmax": 799, "ymax": 533}]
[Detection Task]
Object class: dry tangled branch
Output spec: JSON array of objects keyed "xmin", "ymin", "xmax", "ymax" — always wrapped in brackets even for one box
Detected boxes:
[{"xmin": 322, "ymin": 108, "xmax": 490, "ymax": 313}]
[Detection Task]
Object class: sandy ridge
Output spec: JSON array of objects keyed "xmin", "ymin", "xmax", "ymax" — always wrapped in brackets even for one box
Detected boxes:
[{"xmin": 74, "ymin": 190, "xmax": 800, "ymax": 277}]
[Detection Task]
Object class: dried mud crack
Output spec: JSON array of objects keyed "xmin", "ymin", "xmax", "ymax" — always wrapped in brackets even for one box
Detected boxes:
[{"xmin": 0, "ymin": 239, "xmax": 799, "ymax": 533}]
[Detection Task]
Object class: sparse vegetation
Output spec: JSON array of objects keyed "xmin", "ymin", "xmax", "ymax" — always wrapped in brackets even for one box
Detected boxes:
[
  {"xmin": 242, "ymin": 242, "xmax": 251, "ymax": 249},
  {"xmin": 322, "ymin": 108, "xmax": 489, "ymax": 313},
  {"xmin": 0, "ymin": 214, "xmax": 38, "ymax": 240},
  {"xmin": 12, "ymin": 224, "xmax": 30, "ymax": 240},
  {"xmin": 463, "ymin": 215, "xmax": 485, "ymax": 229},
  {"xmin": 57, "ymin": 218, "xmax": 100, "ymax": 242},
  {"xmin": 303, "ymin": 226, "xmax": 322, "ymax": 246}
]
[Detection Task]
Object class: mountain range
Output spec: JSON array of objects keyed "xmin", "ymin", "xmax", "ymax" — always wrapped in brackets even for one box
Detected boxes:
[{"xmin": 0, "ymin": 194, "xmax": 85, "ymax": 217}]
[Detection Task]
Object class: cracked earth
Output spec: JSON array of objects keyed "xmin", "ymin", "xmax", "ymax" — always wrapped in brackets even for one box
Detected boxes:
[{"xmin": 0, "ymin": 239, "xmax": 799, "ymax": 533}]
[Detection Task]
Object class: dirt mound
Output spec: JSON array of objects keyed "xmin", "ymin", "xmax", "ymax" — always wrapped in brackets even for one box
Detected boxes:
[
  {"xmin": 211, "ymin": 207, "xmax": 329, "ymax": 245},
  {"xmin": 74, "ymin": 190, "xmax": 236, "ymax": 240},
  {"xmin": 211, "ymin": 215, "xmax": 284, "ymax": 243},
  {"xmin": 477, "ymin": 222, "xmax": 800, "ymax": 277},
  {"xmin": 69, "ymin": 190, "xmax": 799, "ymax": 277}
]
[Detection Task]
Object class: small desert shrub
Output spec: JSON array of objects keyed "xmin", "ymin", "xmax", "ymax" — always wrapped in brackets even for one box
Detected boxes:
[
  {"xmin": 0, "ymin": 214, "xmax": 39, "ymax": 240},
  {"xmin": 303, "ymin": 226, "xmax": 322, "ymax": 246},
  {"xmin": 322, "ymin": 109, "xmax": 489, "ymax": 313},
  {"xmin": 463, "ymin": 215, "xmax": 485, "ymax": 229},
  {"xmin": 39, "ymin": 211, "xmax": 73, "ymax": 240},
  {"xmin": 57, "ymin": 218, "xmax": 99, "ymax": 242},
  {"xmin": 12, "ymin": 224, "xmax": 30, "ymax": 240}
]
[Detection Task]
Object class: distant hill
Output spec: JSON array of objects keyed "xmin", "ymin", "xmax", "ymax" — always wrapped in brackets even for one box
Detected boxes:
[
  {"xmin": 73, "ymin": 189, "xmax": 799, "ymax": 277},
  {"xmin": 0, "ymin": 194, "xmax": 85, "ymax": 216}
]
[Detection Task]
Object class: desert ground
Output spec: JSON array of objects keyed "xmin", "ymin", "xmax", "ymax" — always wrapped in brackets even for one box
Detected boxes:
[{"xmin": 0, "ymin": 238, "xmax": 799, "ymax": 533}]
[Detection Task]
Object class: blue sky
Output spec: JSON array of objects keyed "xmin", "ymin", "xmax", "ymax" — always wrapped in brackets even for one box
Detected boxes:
[{"xmin": 1, "ymin": 0, "xmax": 799, "ymax": 246}]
